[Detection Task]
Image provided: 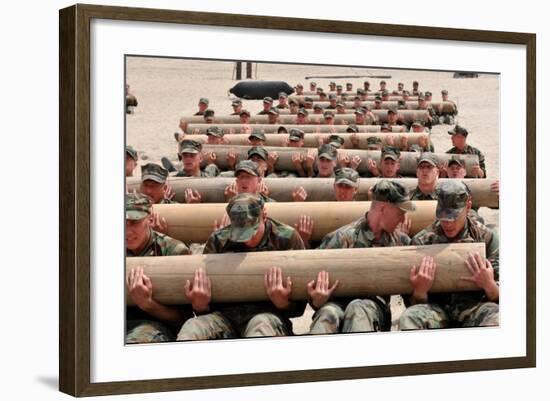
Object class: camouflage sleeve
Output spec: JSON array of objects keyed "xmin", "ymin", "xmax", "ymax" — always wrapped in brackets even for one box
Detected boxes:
[
  {"xmin": 318, "ymin": 228, "xmax": 353, "ymax": 249},
  {"xmin": 485, "ymin": 228, "xmax": 499, "ymax": 283},
  {"xmin": 204, "ymin": 163, "xmax": 220, "ymax": 177},
  {"xmin": 477, "ymin": 149, "xmax": 487, "ymax": 177},
  {"xmin": 410, "ymin": 229, "xmax": 433, "ymax": 246},
  {"xmin": 289, "ymin": 231, "xmax": 306, "ymax": 250},
  {"xmin": 202, "ymin": 234, "xmax": 220, "ymax": 254},
  {"xmin": 171, "ymin": 242, "xmax": 192, "ymax": 256}
]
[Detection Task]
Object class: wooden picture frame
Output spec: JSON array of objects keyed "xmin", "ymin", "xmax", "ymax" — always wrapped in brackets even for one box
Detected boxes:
[{"xmin": 59, "ymin": 3, "xmax": 536, "ymax": 397}]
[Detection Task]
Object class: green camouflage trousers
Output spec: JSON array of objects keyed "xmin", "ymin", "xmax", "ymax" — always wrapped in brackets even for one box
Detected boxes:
[
  {"xmin": 126, "ymin": 320, "xmax": 175, "ymax": 344},
  {"xmin": 309, "ymin": 299, "xmax": 389, "ymax": 335},
  {"xmin": 176, "ymin": 311, "xmax": 292, "ymax": 341},
  {"xmin": 398, "ymin": 302, "xmax": 499, "ymax": 330}
]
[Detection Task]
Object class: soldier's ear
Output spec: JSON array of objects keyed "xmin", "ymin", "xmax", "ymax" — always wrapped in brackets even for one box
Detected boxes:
[
  {"xmin": 262, "ymin": 208, "xmax": 268, "ymax": 221},
  {"xmin": 466, "ymin": 198, "xmax": 473, "ymax": 210}
]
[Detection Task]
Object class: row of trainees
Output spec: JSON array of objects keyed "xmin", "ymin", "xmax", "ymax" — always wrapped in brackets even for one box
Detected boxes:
[
  {"xmin": 126, "ymin": 179, "xmax": 499, "ymax": 343},
  {"xmin": 297, "ymin": 79, "xmax": 430, "ymax": 96},
  {"xmin": 126, "ymin": 125, "xmax": 485, "ymax": 186},
  {"xmin": 192, "ymin": 91, "xmax": 455, "ymax": 128}
]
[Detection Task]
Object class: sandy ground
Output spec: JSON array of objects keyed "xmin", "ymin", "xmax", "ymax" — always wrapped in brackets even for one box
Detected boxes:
[{"xmin": 126, "ymin": 57, "xmax": 499, "ymax": 334}]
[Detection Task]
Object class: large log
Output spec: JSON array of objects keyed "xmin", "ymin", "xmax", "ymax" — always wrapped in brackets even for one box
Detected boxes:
[
  {"xmin": 127, "ymin": 177, "xmax": 498, "ymax": 208},
  {"xmin": 292, "ymin": 94, "xmax": 419, "ymax": 101},
  {"xmin": 126, "ymin": 243, "xmax": 486, "ymax": 305},
  {"xmin": 274, "ymin": 101, "xmax": 456, "ymax": 113},
  {"xmin": 184, "ymin": 123, "xmax": 406, "ymax": 135},
  {"xmin": 198, "ymin": 145, "xmax": 480, "ymax": 177},
  {"xmin": 186, "ymin": 132, "xmax": 426, "ymax": 148},
  {"xmin": 151, "ymin": 201, "xmax": 437, "ymax": 243},
  {"xmin": 179, "ymin": 110, "xmax": 429, "ymax": 125}
]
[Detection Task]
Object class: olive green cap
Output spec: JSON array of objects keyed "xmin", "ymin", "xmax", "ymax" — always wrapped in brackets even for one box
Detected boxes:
[
  {"xmin": 226, "ymin": 193, "xmax": 264, "ymax": 242},
  {"xmin": 206, "ymin": 126, "xmax": 224, "ymax": 138},
  {"xmin": 126, "ymin": 145, "xmax": 138, "ymax": 161},
  {"xmin": 371, "ymin": 180, "xmax": 416, "ymax": 211},
  {"xmin": 436, "ymin": 180, "xmax": 471, "ymax": 221},
  {"xmin": 381, "ymin": 146, "xmax": 401, "ymax": 161},
  {"xmin": 235, "ymin": 160, "xmax": 260, "ymax": 177},
  {"xmin": 126, "ymin": 192, "xmax": 152, "ymax": 220},
  {"xmin": 416, "ymin": 152, "xmax": 438, "ymax": 167},
  {"xmin": 179, "ymin": 139, "xmax": 202, "ymax": 155},
  {"xmin": 346, "ymin": 124, "xmax": 359, "ymax": 133},
  {"xmin": 199, "ymin": 97, "xmax": 209, "ymax": 105},
  {"xmin": 334, "ymin": 167, "xmax": 359, "ymax": 187},
  {"xmin": 448, "ymin": 125, "xmax": 469, "ymax": 137},
  {"xmin": 141, "ymin": 163, "xmax": 168, "ymax": 184},
  {"xmin": 289, "ymin": 128, "xmax": 305, "ymax": 141},
  {"xmin": 328, "ymin": 134, "xmax": 345, "ymax": 148},
  {"xmin": 318, "ymin": 144, "xmax": 337, "ymax": 161},
  {"xmin": 248, "ymin": 146, "xmax": 268, "ymax": 161},
  {"xmin": 248, "ymin": 129, "xmax": 266, "ymax": 141}
]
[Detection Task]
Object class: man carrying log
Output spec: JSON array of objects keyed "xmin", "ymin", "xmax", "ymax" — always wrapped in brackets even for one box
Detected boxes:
[
  {"xmin": 437, "ymin": 89, "xmax": 458, "ymax": 125},
  {"xmin": 174, "ymin": 139, "xmax": 220, "ymax": 179},
  {"xmin": 365, "ymin": 146, "xmax": 402, "ymax": 178},
  {"xmin": 399, "ymin": 180, "xmax": 499, "ymax": 329},
  {"xmin": 125, "ymin": 193, "xmax": 193, "ymax": 344},
  {"xmin": 176, "ymin": 193, "xmax": 307, "ymax": 340},
  {"xmin": 193, "ymin": 97, "xmax": 209, "ymax": 116},
  {"xmin": 258, "ymin": 97, "xmax": 274, "ymax": 115},
  {"xmin": 230, "ymin": 99, "xmax": 243, "ymax": 115},
  {"xmin": 125, "ymin": 145, "xmax": 138, "ymax": 177},
  {"xmin": 308, "ymin": 180, "xmax": 415, "ymax": 335},
  {"xmin": 446, "ymin": 125, "xmax": 486, "ymax": 178}
]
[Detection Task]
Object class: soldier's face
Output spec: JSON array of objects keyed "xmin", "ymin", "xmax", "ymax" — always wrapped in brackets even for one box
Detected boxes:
[
  {"xmin": 440, "ymin": 207, "xmax": 469, "ymax": 238},
  {"xmin": 337, "ymin": 106, "xmax": 345, "ymax": 113},
  {"xmin": 451, "ymin": 134, "xmax": 467, "ymax": 149},
  {"xmin": 324, "ymin": 116, "xmax": 334, "ymax": 125},
  {"xmin": 412, "ymin": 125, "xmax": 425, "ymax": 133},
  {"xmin": 240, "ymin": 115, "xmax": 250, "ymax": 123},
  {"xmin": 448, "ymin": 163, "xmax": 467, "ymax": 178},
  {"xmin": 296, "ymin": 87, "xmax": 303, "ymax": 94},
  {"xmin": 334, "ymin": 183, "xmax": 358, "ymax": 201},
  {"xmin": 388, "ymin": 114, "xmax": 397, "ymax": 124},
  {"xmin": 380, "ymin": 158, "xmax": 400, "ymax": 178},
  {"xmin": 442, "ymin": 94, "xmax": 449, "ymax": 101},
  {"xmin": 268, "ymin": 115, "xmax": 278, "ymax": 124},
  {"xmin": 126, "ymin": 217, "xmax": 151, "ymax": 251},
  {"xmin": 419, "ymin": 100, "xmax": 427, "ymax": 108},
  {"xmin": 288, "ymin": 139, "xmax": 303, "ymax": 148},
  {"xmin": 279, "ymin": 97, "xmax": 287, "ymax": 105},
  {"xmin": 355, "ymin": 114, "xmax": 366, "ymax": 124},
  {"xmin": 380, "ymin": 203, "xmax": 406, "ymax": 233},
  {"xmin": 182, "ymin": 152, "xmax": 202, "ymax": 171},
  {"xmin": 263, "ymin": 102, "xmax": 272, "ymax": 111},
  {"xmin": 232, "ymin": 104, "xmax": 242, "ymax": 112},
  {"xmin": 125, "ymin": 155, "xmax": 137, "ymax": 177},
  {"xmin": 249, "ymin": 156, "xmax": 268, "ymax": 175},
  {"xmin": 403, "ymin": 95, "xmax": 409, "ymax": 101},
  {"xmin": 318, "ymin": 157, "xmax": 336, "ymax": 176},
  {"xmin": 248, "ymin": 138, "xmax": 264, "ymax": 147},
  {"xmin": 207, "ymin": 135, "xmax": 223, "ymax": 145},
  {"xmin": 198, "ymin": 102, "xmax": 208, "ymax": 112},
  {"xmin": 297, "ymin": 114, "xmax": 307, "ymax": 122},
  {"xmin": 139, "ymin": 180, "xmax": 166, "ymax": 203},
  {"xmin": 290, "ymin": 104, "xmax": 299, "ymax": 113},
  {"xmin": 354, "ymin": 99, "xmax": 362, "ymax": 107},
  {"xmin": 416, "ymin": 162, "xmax": 439, "ymax": 185},
  {"xmin": 398, "ymin": 84, "xmax": 404, "ymax": 90},
  {"xmin": 236, "ymin": 172, "xmax": 261, "ymax": 194}
]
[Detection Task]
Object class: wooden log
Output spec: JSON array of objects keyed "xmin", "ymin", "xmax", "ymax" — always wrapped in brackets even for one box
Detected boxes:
[
  {"xmin": 127, "ymin": 177, "xmax": 498, "ymax": 208},
  {"xmin": 198, "ymin": 145, "xmax": 480, "ymax": 177},
  {"xmin": 274, "ymin": 101, "xmax": 456, "ymax": 113},
  {"xmin": 184, "ymin": 123, "xmax": 406, "ymax": 134},
  {"xmin": 150, "ymin": 200, "xmax": 436, "ymax": 243},
  {"xmin": 186, "ymin": 132, "xmax": 426, "ymax": 148},
  {"xmin": 126, "ymin": 243, "xmax": 486, "ymax": 305},
  {"xmin": 292, "ymin": 94, "xmax": 419, "ymax": 101},
  {"xmin": 179, "ymin": 110, "xmax": 429, "ymax": 125}
]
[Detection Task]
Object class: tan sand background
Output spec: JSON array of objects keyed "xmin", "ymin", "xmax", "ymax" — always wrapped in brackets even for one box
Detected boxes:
[{"xmin": 126, "ymin": 56, "xmax": 499, "ymax": 334}]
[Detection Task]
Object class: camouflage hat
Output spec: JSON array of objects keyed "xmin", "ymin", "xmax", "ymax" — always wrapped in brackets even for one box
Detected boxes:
[
  {"xmin": 448, "ymin": 125, "xmax": 469, "ymax": 137},
  {"xmin": 417, "ymin": 94, "xmax": 426, "ymax": 101},
  {"xmin": 371, "ymin": 180, "xmax": 415, "ymax": 211},
  {"xmin": 328, "ymin": 134, "xmax": 345, "ymax": 148},
  {"xmin": 297, "ymin": 108, "xmax": 309, "ymax": 116},
  {"xmin": 354, "ymin": 107, "xmax": 366, "ymax": 115},
  {"xmin": 235, "ymin": 160, "xmax": 261, "ymax": 177},
  {"xmin": 277, "ymin": 126, "xmax": 289, "ymax": 133},
  {"xmin": 289, "ymin": 128, "xmax": 305, "ymax": 141},
  {"xmin": 334, "ymin": 167, "xmax": 359, "ymax": 187},
  {"xmin": 314, "ymin": 104, "xmax": 323, "ymax": 110},
  {"xmin": 367, "ymin": 136, "xmax": 383, "ymax": 146},
  {"xmin": 311, "ymin": 82, "xmax": 317, "ymax": 86},
  {"xmin": 248, "ymin": 128, "xmax": 266, "ymax": 141},
  {"xmin": 412, "ymin": 119, "xmax": 425, "ymax": 127},
  {"xmin": 206, "ymin": 126, "xmax": 224, "ymax": 137},
  {"xmin": 346, "ymin": 124, "xmax": 359, "ymax": 133},
  {"xmin": 225, "ymin": 193, "xmax": 265, "ymax": 242},
  {"xmin": 374, "ymin": 95, "xmax": 382, "ymax": 102},
  {"xmin": 199, "ymin": 97, "xmax": 209, "ymax": 105},
  {"xmin": 329, "ymin": 94, "xmax": 337, "ymax": 100},
  {"xmin": 381, "ymin": 146, "xmax": 401, "ymax": 161},
  {"xmin": 267, "ymin": 107, "xmax": 279, "ymax": 115},
  {"xmin": 336, "ymin": 101, "xmax": 345, "ymax": 108},
  {"xmin": 380, "ymin": 80, "xmax": 387, "ymax": 85},
  {"xmin": 425, "ymin": 91, "xmax": 432, "ymax": 97},
  {"xmin": 346, "ymin": 82, "xmax": 352, "ymax": 87},
  {"xmin": 263, "ymin": 96, "xmax": 273, "ymax": 104},
  {"xmin": 278, "ymin": 92, "xmax": 288, "ymax": 98},
  {"xmin": 441, "ymin": 89, "xmax": 449, "ymax": 95},
  {"xmin": 329, "ymin": 81, "xmax": 336, "ymax": 86},
  {"xmin": 435, "ymin": 180, "xmax": 471, "ymax": 221},
  {"xmin": 318, "ymin": 144, "xmax": 338, "ymax": 160},
  {"xmin": 296, "ymin": 83, "xmax": 304, "ymax": 88},
  {"xmin": 240, "ymin": 109, "xmax": 251, "ymax": 117},
  {"xmin": 413, "ymin": 80, "xmax": 419, "ymax": 85},
  {"xmin": 232, "ymin": 99, "xmax": 242, "ymax": 106},
  {"xmin": 416, "ymin": 152, "xmax": 438, "ymax": 167},
  {"xmin": 289, "ymin": 99, "xmax": 298, "ymax": 106},
  {"xmin": 409, "ymin": 144, "xmax": 423, "ymax": 153},
  {"xmin": 448, "ymin": 155, "xmax": 466, "ymax": 167},
  {"xmin": 353, "ymin": 95, "xmax": 362, "ymax": 101},
  {"xmin": 141, "ymin": 163, "xmax": 168, "ymax": 184},
  {"xmin": 203, "ymin": 108, "xmax": 215, "ymax": 118},
  {"xmin": 387, "ymin": 109, "xmax": 397, "ymax": 115},
  {"xmin": 304, "ymin": 97, "xmax": 314, "ymax": 104},
  {"xmin": 382, "ymin": 90, "xmax": 389, "ymax": 96},
  {"xmin": 126, "ymin": 145, "xmax": 138, "ymax": 161},
  {"xmin": 403, "ymin": 90, "xmax": 410, "ymax": 96},
  {"xmin": 324, "ymin": 110, "xmax": 335, "ymax": 118},
  {"xmin": 179, "ymin": 139, "xmax": 203, "ymax": 154},
  {"xmin": 248, "ymin": 146, "xmax": 269, "ymax": 161},
  {"xmin": 336, "ymin": 85, "xmax": 343, "ymax": 90},
  {"xmin": 126, "ymin": 192, "xmax": 152, "ymax": 220},
  {"xmin": 317, "ymin": 88, "xmax": 325, "ymax": 94}
]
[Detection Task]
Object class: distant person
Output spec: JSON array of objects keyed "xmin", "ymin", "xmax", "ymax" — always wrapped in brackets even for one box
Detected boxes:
[{"xmin": 194, "ymin": 97, "xmax": 209, "ymax": 116}]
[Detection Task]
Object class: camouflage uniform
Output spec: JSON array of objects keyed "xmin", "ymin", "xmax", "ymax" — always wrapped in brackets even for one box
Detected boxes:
[
  {"xmin": 310, "ymin": 180, "xmax": 414, "ymax": 335},
  {"xmin": 193, "ymin": 97, "xmax": 209, "ymax": 116},
  {"xmin": 446, "ymin": 125, "xmax": 487, "ymax": 177},
  {"xmin": 140, "ymin": 163, "xmax": 179, "ymax": 204},
  {"xmin": 399, "ymin": 181, "xmax": 499, "ymax": 330},
  {"xmin": 177, "ymin": 194, "xmax": 306, "ymax": 340},
  {"xmin": 174, "ymin": 139, "xmax": 220, "ymax": 178},
  {"xmin": 125, "ymin": 193, "xmax": 192, "ymax": 344}
]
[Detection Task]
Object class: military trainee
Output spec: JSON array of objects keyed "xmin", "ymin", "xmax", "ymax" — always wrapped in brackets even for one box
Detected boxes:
[
  {"xmin": 399, "ymin": 180, "xmax": 499, "ymax": 330},
  {"xmin": 125, "ymin": 193, "xmax": 193, "ymax": 344},
  {"xmin": 446, "ymin": 125, "xmax": 486, "ymax": 178},
  {"xmin": 308, "ymin": 180, "xmax": 415, "ymax": 335},
  {"xmin": 176, "ymin": 193, "xmax": 307, "ymax": 340}
]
